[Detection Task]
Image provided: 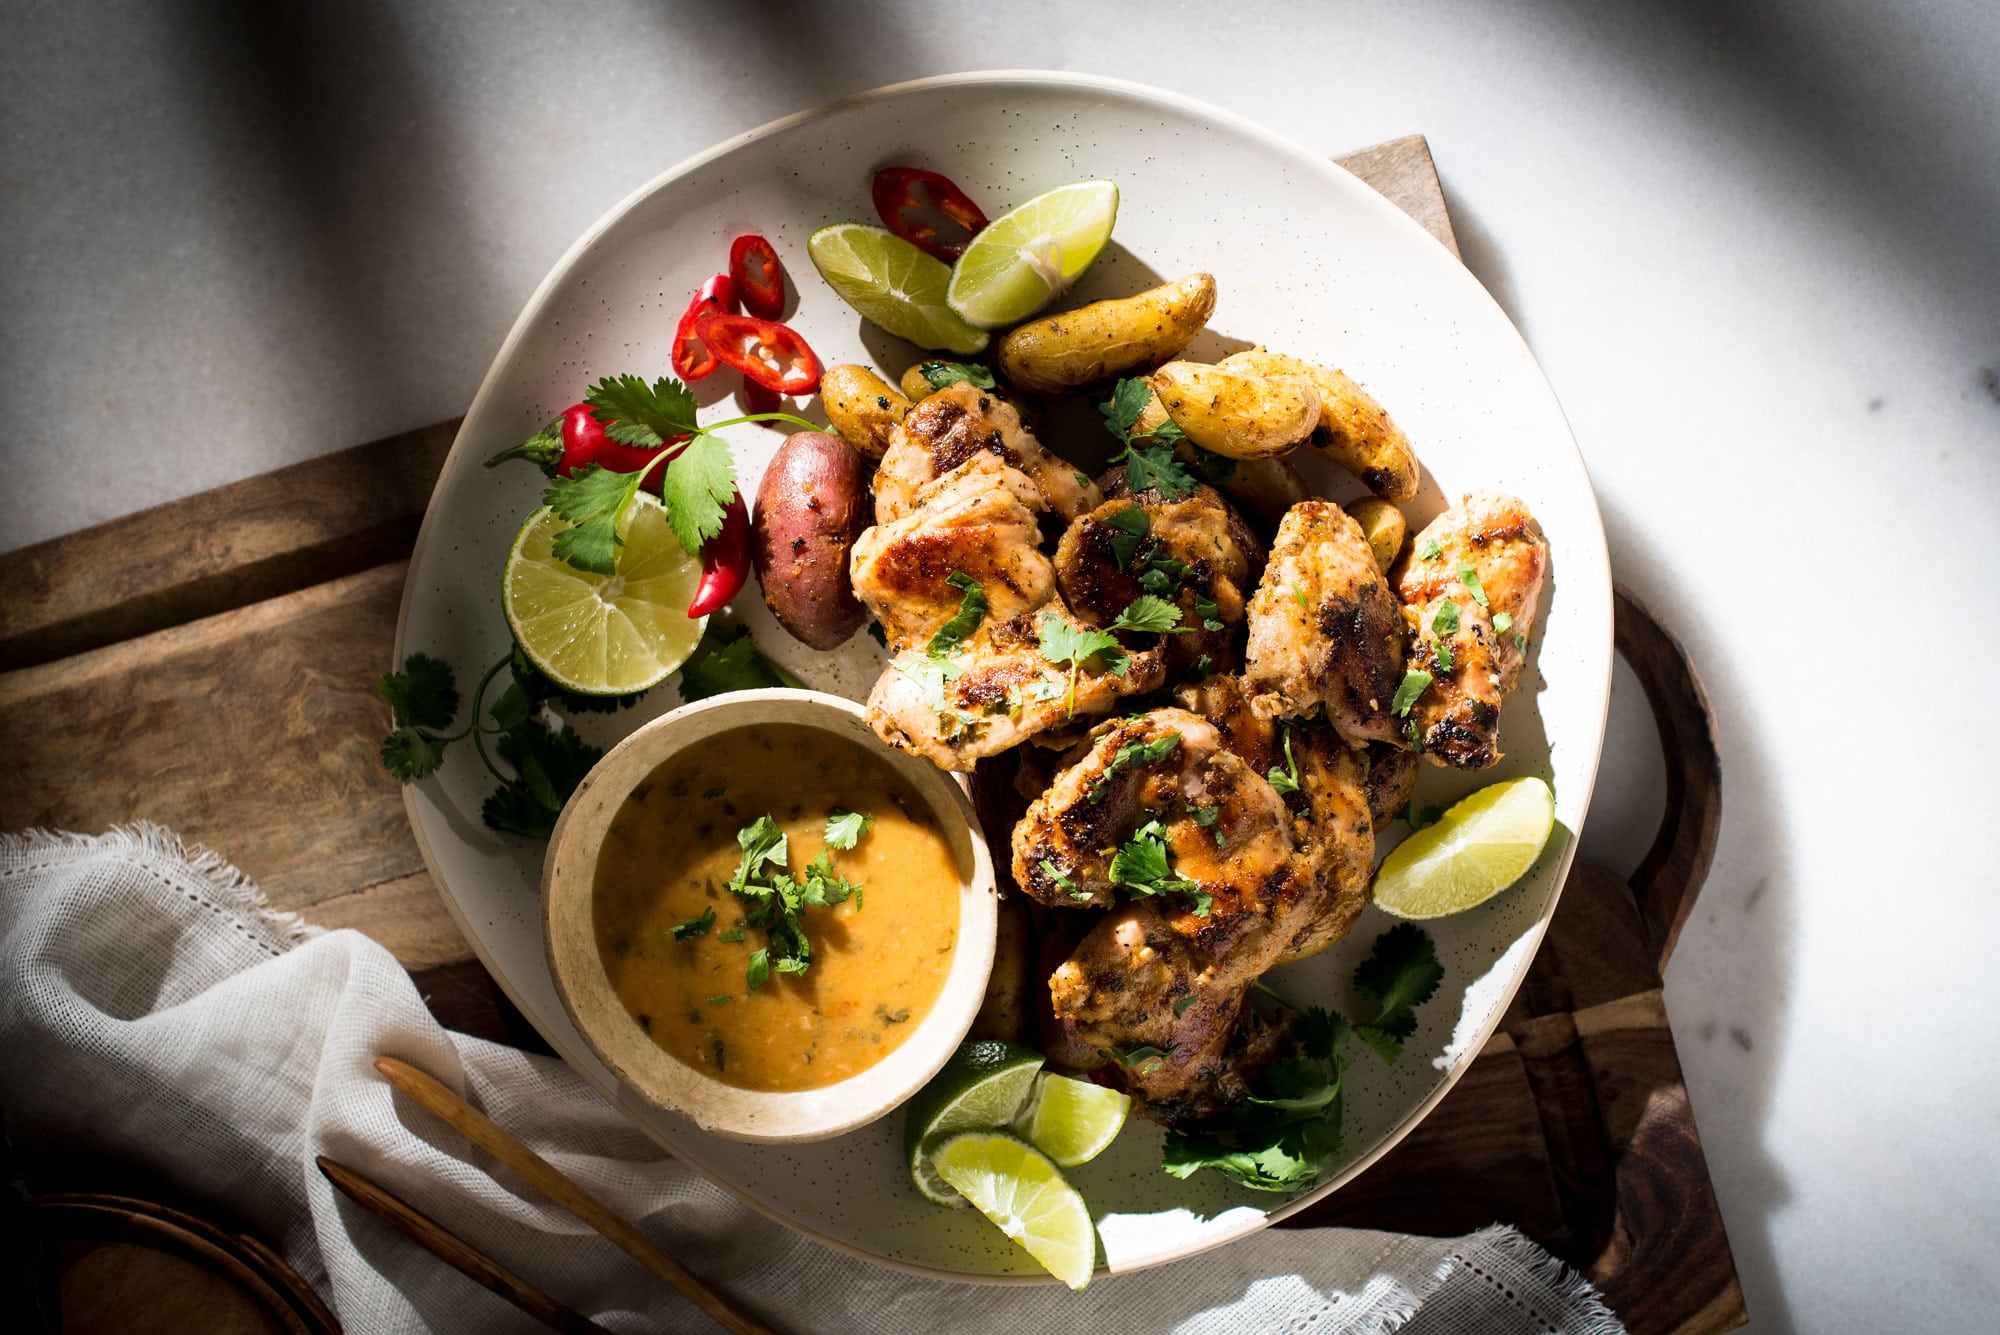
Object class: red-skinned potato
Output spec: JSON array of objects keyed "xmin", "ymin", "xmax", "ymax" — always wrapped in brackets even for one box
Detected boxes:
[{"xmin": 752, "ymin": 431, "xmax": 868, "ymax": 649}]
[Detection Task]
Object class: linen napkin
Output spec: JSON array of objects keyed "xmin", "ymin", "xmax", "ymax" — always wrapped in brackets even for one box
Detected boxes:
[{"xmin": 0, "ymin": 824, "xmax": 1624, "ymax": 1334}]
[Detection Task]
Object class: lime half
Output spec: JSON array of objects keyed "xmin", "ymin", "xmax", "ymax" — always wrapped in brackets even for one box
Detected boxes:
[
  {"xmin": 1372, "ymin": 777, "xmax": 1556, "ymax": 919},
  {"xmin": 931, "ymin": 1132, "xmax": 1097, "ymax": 1290},
  {"xmin": 946, "ymin": 180, "xmax": 1119, "ymax": 329},
  {"xmin": 903, "ymin": 1040, "xmax": 1043, "ymax": 1206},
  {"xmin": 501, "ymin": 493, "xmax": 707, "ymax": 695},
  {"xmin": 1012, "ymin": 1073, "xmax": 1130, "ymax": 1168},
  {"xmin": 807, "ymin": 223, "xmax": 988, "ymax": 354}
]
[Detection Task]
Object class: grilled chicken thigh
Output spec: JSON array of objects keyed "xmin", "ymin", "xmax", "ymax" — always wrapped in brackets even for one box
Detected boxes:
[
  {"xmin": 872, "ymin": 382, "xmax": 1100, "ymax": 524},
  {"xmin": 853, "ymin": 454, "xmax": 1162, "ymax": 771},
  {"xmin": 1017, "ymin": 703, "xmax": 1376, "ymax": 1124},
  {"xmin": 1055, "ymin": 481, "xmax": 1264, "ymax": 675},
  {"xmin": 1393, "ymin": 491, "xmax": 1548, "ymax": 768},
  {"xmin": 1242, "ymin": 501, "xmax": 1405, "ymax": 745}
]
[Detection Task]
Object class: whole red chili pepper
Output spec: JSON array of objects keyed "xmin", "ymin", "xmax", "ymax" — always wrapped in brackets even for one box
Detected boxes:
[
  {"xmin": 686, "ymin": 491, "xmax": 750, "ymax": 618},
  {"xmin": 728, "ymin": 234, "xmax": 787, "ymax": 319},
  {"xmin": 694, "ymin": 313, "xmax": 822, "ymax": 395},
  {"xmin": 483, "ymin": 403, "xmax": 677, "ymax": 490},
  {"xmin": 671, "ymin": 273, "xmax": 738, "ymax": 381},
  {"xmin": 872, "ymin": 167, "xmax": 990, "ymax": 261}
]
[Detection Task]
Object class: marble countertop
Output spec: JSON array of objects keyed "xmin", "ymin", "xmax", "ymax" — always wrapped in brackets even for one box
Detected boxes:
[{"xmin": 5, "ymin": 3, "xmax": 1996, "ymax": 1331}]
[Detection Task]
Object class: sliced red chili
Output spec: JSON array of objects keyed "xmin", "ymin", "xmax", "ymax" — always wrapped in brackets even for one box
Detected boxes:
[
  {"xmin": 872, "ymin": 167, "xmax": 990, "ymax": 261},
  {"xmin": 686, "ymin": 491, "xmax": 750, "ymax": 618},
  {"xmin": 671, "ymin": 273, "xmax": 738, "ymax": 381},
  {"xmin": 728, "ymin": 234, "xmax": 786, "ymax": 319},
  {"xmin": 695, "ymin": 313, "xmax": 822, "ymax": 395},
  {"xmin": 738, "ymin": 377, "xmax": 781, "ymax": 416}
]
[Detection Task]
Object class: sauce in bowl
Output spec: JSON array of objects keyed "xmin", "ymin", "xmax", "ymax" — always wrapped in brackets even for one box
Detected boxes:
[{"xmin": 592, "ymin": 722, "xmax": 962, "ymax": 1093}]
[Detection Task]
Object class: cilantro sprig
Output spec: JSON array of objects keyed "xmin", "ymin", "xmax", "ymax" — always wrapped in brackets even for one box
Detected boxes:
[
  {"xmin": 536, "ymin": 375, "xmax": 818, "ymax": 575},
  {"xmin": 1110, "ymin": 820, "xmax": 1212, "ymax": 918},
  {"xmin": 1162, "ymin": 925, "xmax": 1442, "ymax": 1192},
  {"xmin": 927, "ymin": 571, "xmax": 987, "ymax": 657},
  {"xmin": 917, "ymin": 360, "xmax": 996, "ymax": 391},
  {"xmin": 677, "ymin": 628, "xmax": 804, "ymax": 703},
  {"xmin": 1099, "ymin": 379, "xmax": 1197, "ymax": 500},
  {"xmin": 721, "ymin": 810, "xmax": 873, "ymax": 988}
]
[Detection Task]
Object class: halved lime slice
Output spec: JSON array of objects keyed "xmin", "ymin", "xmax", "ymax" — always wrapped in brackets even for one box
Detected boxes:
[
  {"xmin": 903, "ymin": 1040, "xmax": 1043, "ymax": 1206},
  {"xmin": 946, "ymin": 180, "xmax": 1119, "ymax": 329},
  {"xmin": 1012, "ymin": 1073, "xmax": 1130, "ymax": 1167},
  {"xmin": 501, "ymin": 493, "xmax": 707, "ymax": 696},
  {"xmin": 1372, "ymin": 777, "xmax": 1556, "ymax": 919},
  {"xmin": 807, "ymin": 223, "xmax": 988, "ymax": 354},
  {"xmin": 931, "ymin": 1132, "xmax": 1097, "ymax": 1290}
]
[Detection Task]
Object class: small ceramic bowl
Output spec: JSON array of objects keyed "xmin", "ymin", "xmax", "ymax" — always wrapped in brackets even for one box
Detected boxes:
[{"xmin": 542, "ymin": 688, "xmax": 996, "ymax": 1144}]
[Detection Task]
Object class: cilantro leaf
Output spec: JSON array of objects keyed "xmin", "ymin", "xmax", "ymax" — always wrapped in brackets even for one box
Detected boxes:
[
  {"xmin": 1266, "ymin": 724, "xmax": 1301, "ymax": 796},
  {"xmin": 1122, "ymin": 442, "xmax": 1197, "ymax": 500},
  {"xmin": 1295, "ymin": 1005, "xmax": 1353, "ymax": 1062},
  {"xmin": 1098, "ymin": 378, "xmax": 1155, "ymax": 439},
  {"xmin": 927, "ymin": 572, "xmax": 987, "ymax": 657},
  {"xmin": 746, "ymin": 948, "xmax": 771, "ymax": 990},
  {"xmin": 823, "ymin": 809, "xmax": 872, "ymax": 850},
  {"xmin": 544, "ymin": 465, "xmax": 645, "ymax": 575},
  {"xmin": 1099, "ymin": 731, "xmax": 1181, "ymax": 794},
  {"xmin": 918, "ymin": 361, "xmax": 996, "ymax": 390},
  {"xmin": 892, "ymin": 655, "xmax": 964, "ymax": 712},
  {"xmin": 1111, "ymin": 594, "xmax": 1184, "ymax": 635},
  {"xmin": 1436, "ymin": 639, "xmax": 1455, "ymax": 673},
  {"xmin": 480, "ymin": 782, "xmax": 557, "ymax": 838},
  {"xmin": 670, "ymin": 906, "xmax": 715, "ymax": 940},
  {"xmin": 1110, "ymin": 823, "xmax": 1174, "ymax": 889},
  {"xmin": 1173, "ymin": 993, "xmax": 1199, "ymax": 1018},
  {"xmin": 1391, "ymin": 670, "xmax": 1433, "ymax": 717},
  {"xmin": 1353, "ymin": 922, "xmax": 1444, "ymax": 1021},
  {"xmin": 584, "ymin": 374, "xmax": 699, "ymax": 447},
  {"xmin": 677, "ymin": 628, "xmax": 803, "ymax": 703},
  {"xmin": 1192, "ymin": 591, "xmax": 1224, "ymax": 632},
  {"xmin": 730, "ymin": 815, "xmax": 788, "ymax": 890},
  {"xmin": 378, "ymin": 653, "xmax": 459, "ymax": 729},
  {"xmin": 1432, "ymin": 602, "xmax": 1461, "ymax": 637},
  {"xmin": 1417, "ymin": 537, "xmax": 1443, "ymax": 561},
  {"xmin": 1040, "ymin": 859, "xmax": 1077, "ymax": 893},
  {"xmin": 660, "ymin": 434, "xmax": 738, "ymax": 554},
  {"xmin": 718, "ymin": 925, "xmax": 746, "ymax": 943},
  {"xmin": 1458, "ymin": 564, "xmax": 1490, "ymax": 608},
  {"xmin": 1493, "ymin": 609, "xmax": 1515, "ymax": 634},
  {"xmin": 1035, "ymin": 613, "xmax": 1125, "ymax": 673},
  {"xmin": 1102, "ymin": 506, "xmax": 1150, "ymax": 570},
  {"xmin": 380, "ymin": 728, "xmax": 448, "ymax": 782}
]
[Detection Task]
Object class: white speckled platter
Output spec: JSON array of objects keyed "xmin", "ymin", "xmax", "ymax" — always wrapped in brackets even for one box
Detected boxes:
[{"xmin": 395, "ymin": 72, "xmax": 1611, "ymax": 1282}]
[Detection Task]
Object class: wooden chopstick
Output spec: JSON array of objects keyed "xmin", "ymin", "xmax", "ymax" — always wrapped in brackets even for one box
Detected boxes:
[
  {"xmin": 375, "ymin": 1056, "xmax": 774, "ymax": 1335},
  {"xmin": 317, "ymin": 1155, "xmax": 609, "ymax": 1334}
]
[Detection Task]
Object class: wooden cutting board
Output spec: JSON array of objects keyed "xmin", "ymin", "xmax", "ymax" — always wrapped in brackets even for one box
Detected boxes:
[{"xmin": 0, "ymin": 136, "xmax": 1744, "ymax": 1335}]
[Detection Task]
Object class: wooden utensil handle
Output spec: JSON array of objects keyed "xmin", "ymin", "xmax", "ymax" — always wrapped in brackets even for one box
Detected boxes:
[
  {"xmin": 317, "ymin": 1156, "xmax": 608, "ymax": 1334},
  {"xmin": 1611, "ymin": 584, "xmax": 1723, "ymax": 970},
  {"xmin": 375, "ymin": 1057, "xmax": 774, "ymax": 1335}
]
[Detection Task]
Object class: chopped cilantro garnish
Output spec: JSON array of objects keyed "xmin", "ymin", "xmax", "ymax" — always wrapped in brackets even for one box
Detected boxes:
[
  {"xmin": 1458, "ymin": 564, "xmax": 1490, "ymax": 608},
  {"xmin": 1493, "ymin": 610, "xmax": 1514, "ymax": 634},
  {"xmin": 1093, "ymin": 732, "xmax": 1182, "ymax": 803},
  {"xmin": 1111, "ymin": 594, "xmax": 1184, "ymax": 635},
  {"xmin": 1432, "ymin": 601, "xmax": 1461, "ymax": 636},
  {"xmin": 1417, "ymin": 537, "xmax": 1443, "ymax": 561},
  {"xmin": 669, "ymin": 906, "xmax": 715, "ymax": 941},
  {"xmin": 926, "ymin": 571, "xmax": 987, "ymax": 657},
  {"xmin": 1266, "ymin": 723, "xmax": 1301, "ymax": 796},
  {"xmin": 1111, "ymin": 820, "xmax": 1210, "ymax": 916},
  {"xmin": 1436, "ymin": 639, "xmax": 1454, "ymax": 673},
  {"xmin": 678, "ymin": 628, "xmax": 805, "ymax": 703},
  {"xmin": 918, "ymin": 360, "xmax": 995, "ymax": 390},
  {"xmin": 1173, "ymin": 994, "xmax": 1199, "ymax": 1018},
  {"xmin": 823, "ymin": 809, "xmax": 873, "ymax": 850},
  {"xmin": 1102, "ymin": 507, "xmax": 1150, "ymax": 569},
  {"xmin": 1036, "ymin": 611, "xmax": 1128, "ymax": 716},
  {"xmin": 1391, "ymin": 670, "xmax": 1433, "ymax": 717}
]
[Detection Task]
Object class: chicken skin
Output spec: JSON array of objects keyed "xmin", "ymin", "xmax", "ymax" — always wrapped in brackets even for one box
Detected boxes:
[
  {"xmin": 1392, "ymin": 491, "xmax": 1548, "ymax": 768},
  {"xmin": 1242, "ymin": 501, "xmax": 1405, "ymax": 746},
  {"xmin": 871, "ymin": 381, "xmax": 1100, "ymax": 524}
]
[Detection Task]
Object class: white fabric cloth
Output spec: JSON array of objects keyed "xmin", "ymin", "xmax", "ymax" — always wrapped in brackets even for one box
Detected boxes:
[{"xmin": 0, "ymin": 825, "xmax": 1625, "ymax": 1334}]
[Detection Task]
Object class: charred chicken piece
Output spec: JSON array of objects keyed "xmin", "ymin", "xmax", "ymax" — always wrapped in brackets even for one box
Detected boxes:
[
  {"xmin": 872, "ymin": 381, "xmax": 1100, "ymax": 524},
  {"xmin": 1393, "ymin": 491, "xmax": 1548, "ymax": 768},
  {"xmin": 1242, "ymin": 501, "xmax": 1405, "ymax": 746}
]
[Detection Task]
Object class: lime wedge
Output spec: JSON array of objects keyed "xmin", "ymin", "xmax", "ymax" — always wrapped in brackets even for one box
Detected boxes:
[
  {"xmin": 903, "ymin": 1040, "xmax": 1043, "ymax": 1206},
  {"xmin": 931, "ymin": 1132, "xmax": 1097, "ymax": 1289},
  {"xmin": 946, "ymin": 180, "xmax": 1119, "ymax": 329},
  {"xmin": 807, "ymin": 223, "xmax": 988, "ymax": 354},
  {"xmin": 501, "ymin": 493, "xmax": 707, "ymax": 696},
  {"xmin": 1012, "ymin": 1073, "xmax": 1130, "ymax": 1167},
  {"xmin": 1372, "ymin": 777, "xmax": 1556, "ymax": 919}
]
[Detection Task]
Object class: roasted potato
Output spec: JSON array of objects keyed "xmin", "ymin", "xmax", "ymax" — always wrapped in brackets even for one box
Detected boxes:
[
  {"xmin": 1198, "ymin": 453, "xmax": 1311, "ymax": 536},
  {"xmin": 818, "ymin": 364, "xmax": 909, "ymax": 462},
  {"xmin": 1149, "ymin": 360, "xmax": 1320, "ymax": 459},
  {"xmin": 751, "ymin": 431, "xmax": 868, "ymax": 649},
  {"xmin": 1346, "ymin": 497, "xmax": 1407, "ymax": 572},
  {"xmin": 1221, "ymin": 349, "xmax": 1419, "ymax": 500},
  {"xmin": 898, "ymin": 363, "xmax": 937, "ymax": 402},
  {"xmin": 995, "ymin": 272, "xmax": 1217, "ymax": 394}
]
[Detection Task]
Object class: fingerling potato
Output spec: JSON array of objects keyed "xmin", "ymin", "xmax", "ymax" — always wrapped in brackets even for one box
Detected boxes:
[
  {"xmin": 1200, "ymin": 453, "xmax": 1310, "ymax": 535},
  {"xmin": 1221, "ymin": 349, "xmax": 1419, "ymax": 500},
  {"xmin": 898, "ymin": 363, "xmax": 938, "ymax": 402},
  {"xmin": 752, "ymin": 431, "xmax": 869, "ymax": 649},
  {"xmin": 1345, "ymin": 497, "xmax": 1407, "ymax": 571},
  {"xmin": 1149, "ymin": 360, "xmax": 1320, "ymax": 459},
  {"xmin": 996, "ymin": 272, "xmax": 1217, "ymax": 394},
  {"xmin": 819, "ymin": 364, "xmax": 909, "ymax": 461}
]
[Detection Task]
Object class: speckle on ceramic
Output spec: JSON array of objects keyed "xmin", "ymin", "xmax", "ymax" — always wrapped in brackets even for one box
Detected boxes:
[{"xmin": 394, "ymin": 72, "xmax": 1611, "ymax": 1284}]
